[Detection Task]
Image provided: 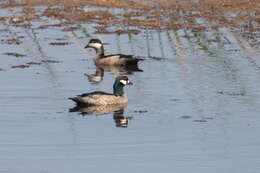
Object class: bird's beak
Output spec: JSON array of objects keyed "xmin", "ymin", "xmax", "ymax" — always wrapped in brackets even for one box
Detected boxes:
[
  {"xmin": 127, "ymin": 81, "xmax": 133, "ymax": 85},
  {"xmin": 84, "ymin": 44, "xmax": 89, "ymax": 49}
]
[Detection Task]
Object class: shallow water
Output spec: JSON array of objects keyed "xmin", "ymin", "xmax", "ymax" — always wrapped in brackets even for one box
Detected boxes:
[{"xmin": 1, "ymin": 3, "xmax": 260, "ymax": 173}]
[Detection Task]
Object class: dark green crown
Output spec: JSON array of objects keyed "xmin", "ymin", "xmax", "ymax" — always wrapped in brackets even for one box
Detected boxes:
[{"xmin": 88, "ymin": 39, "xmax": 102, "ymax": 44}]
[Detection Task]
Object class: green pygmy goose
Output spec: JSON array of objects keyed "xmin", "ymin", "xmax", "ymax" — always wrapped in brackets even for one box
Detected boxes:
[
  {"xmin": 85, "ymin": 39, "xmax": 143, "ymax": 66},
  {"xmin": 69, "ymin": 76, "xmax": 133, "ymax": 106}
]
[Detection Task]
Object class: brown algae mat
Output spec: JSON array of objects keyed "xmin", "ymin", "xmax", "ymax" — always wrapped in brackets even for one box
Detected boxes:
[
  {"xmin": 0, "ymin": 0, "xmax": 259, "ymax": 31},
  {"xmin": 0, "ymin": 0, "xmax": 259, "ymax": 50}
]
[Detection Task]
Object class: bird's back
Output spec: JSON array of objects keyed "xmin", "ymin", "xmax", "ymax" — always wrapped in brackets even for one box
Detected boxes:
[
  {"xmin": 96, "ymin": 54, "xmax": 142, "ymax": 66},
  {"xmin": 69, "ymin": 91, "xmax": 127, "ymax": 106}
]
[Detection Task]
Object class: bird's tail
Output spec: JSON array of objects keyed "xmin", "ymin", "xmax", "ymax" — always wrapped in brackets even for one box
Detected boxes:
[
  {"xmin": 69, "ymin": 97, "xmax": 91, "ymax": 106},
  {"xmin": 69, "ymin": 97, "xmax": 83, "ymax": 104}
]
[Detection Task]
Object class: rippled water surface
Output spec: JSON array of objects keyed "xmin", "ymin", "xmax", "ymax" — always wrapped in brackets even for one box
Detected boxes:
[{"xmin": 0, "ymin": 2, "xmax": 260, "ymax": 173}]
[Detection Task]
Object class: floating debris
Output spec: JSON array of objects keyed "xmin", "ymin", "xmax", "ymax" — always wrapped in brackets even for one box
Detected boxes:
[
  {"xmin": 1, "ymin": 38, "xmax": 21, "ymax": 45},
  {"xmin": 217, "ymin": 91, "xmax": 245, "ymax": 96},
  {"xmin": 62, "ymin": 26, "xmax": 80, "ymax": 32},
  {"xmin": 3, "ymin": 52, "xmax": 26, "ymax": 57},
  {"xmin": 9, "ymin": 16, "xmax": 36, "ymax": 23},
  {"xmin": 22, "ymin": 7, "xmax": 38, "ymax": 14},
  {"xmin": 49, "ymin": 42, "xmax": 71, "ymax": 46},
  {"xmin": 94, "ymin": 28, "xmax": 141, "ymax": 35},
  {"xmin": 38, "ymin": 24, "xmax": 62, "ymax": 29},
  {"xmin": 171, "ymin": 98, "xmax": 181, "ymax": 102},
  {"xmin": 180, "ymin": 115, "xmax": 192, "ymax": 119},
  {"xmin": 26, "ymin": 61, "xmax": 42, "ymax": 65},
  {"xmin": 13, "ymin": 23, "xmax": 32, "ymax": 28},
  {"xmin": 11, "ymin": 64, "xmax": 30, "ymax": 69},
  {"xmin": 41, "ymin": 60, "xmax": 60, "ymax": 64},
  {"xmin": 55, "ymin": 38, "xmax": 67, "ymax": 41},
  {"xmin": 134, "ymin": 110, "xmax": 148, "ymax": 114},
  {"xmin": 202, "ymin": 117, "xmax": 214, "ymax": 120}
]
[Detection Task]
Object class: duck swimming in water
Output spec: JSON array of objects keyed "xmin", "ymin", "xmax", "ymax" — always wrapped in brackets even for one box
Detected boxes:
[
  {"xmin": 69, "ymin": 76, "xmax": 132, "ymax": 106},
  {"xmin": 85, "ymin": 39, "xmax": 143, "ymax": 66}
]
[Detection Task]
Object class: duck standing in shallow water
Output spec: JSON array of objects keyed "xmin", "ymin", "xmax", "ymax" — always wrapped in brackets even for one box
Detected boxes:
[
  {"xmin": 85, "ymin": 39, "xmax": 143, "ymax": 66},
  {"xmin": 69, "ymin": 76, "xmax": 133, "ymax": 106}
]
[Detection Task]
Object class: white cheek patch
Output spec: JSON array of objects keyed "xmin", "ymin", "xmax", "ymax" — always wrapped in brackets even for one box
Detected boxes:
[
  {"xmin": 89, "ymin": 43, "xmax": 102, "ymax": 49},
  {"xmin": 120, "ymin": 80, "xmax": 127, "ymax": 85}
]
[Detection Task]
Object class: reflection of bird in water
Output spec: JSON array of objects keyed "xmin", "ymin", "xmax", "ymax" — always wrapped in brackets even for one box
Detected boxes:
[
  {"xmin": 85, "ymin": 66, "xmax": 104, "ymax": 83},
  {"xmin": 69, "ymin": 76, "xmax": 132, "ymax": 106},
  {"xmin": 85, "ymin": 64, "xmax": 142, "ymax": 83},
  {"xmin": 113, "ymin": 109, "xmax": 132, "ymax": 128},
  {"xmin": 85, "ymin": 39, "xmax": 144, "ymax": 66},
  {"xmin": 69, "ymin": 103, "xmax": 132, "ymax": 128},
  {"xmin": 69, "ymin": 103, "xmax": 126, "ymax": 115}
]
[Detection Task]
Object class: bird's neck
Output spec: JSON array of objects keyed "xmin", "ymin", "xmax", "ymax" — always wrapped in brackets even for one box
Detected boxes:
[
  {"xmin": 113, "ymin": 81, "xmax": 124, "ymax": 96},
  {"xmin": 95, "ymin": 67, "xmax": 104, "ymax": 76},
  {"xmin": 94, "ymin": 46, "xmax": 105, "ymax": 58}
]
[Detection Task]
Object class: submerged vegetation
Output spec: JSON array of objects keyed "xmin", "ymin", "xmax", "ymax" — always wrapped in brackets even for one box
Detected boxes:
[
  {"xmin": 0, "ymin": 0, "xmax": 259, "ymax": 32},
  {"xmin": 0, "ymin": 0, "xmax": 258, "ymax": 60},
  {"xmin": 0, "ymin": 0, "xmax": 259, "ymax": 70}
]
